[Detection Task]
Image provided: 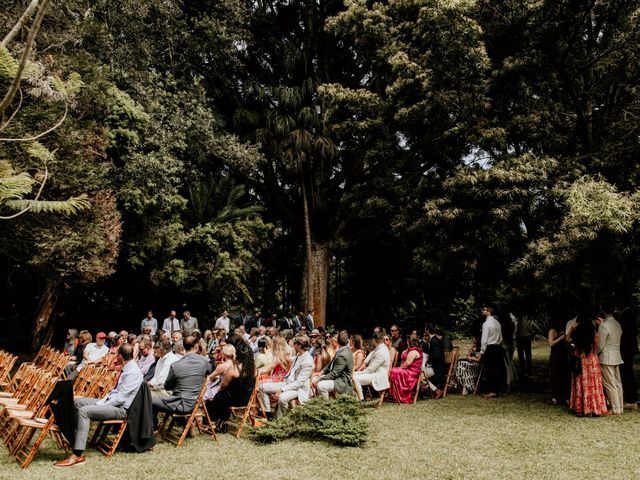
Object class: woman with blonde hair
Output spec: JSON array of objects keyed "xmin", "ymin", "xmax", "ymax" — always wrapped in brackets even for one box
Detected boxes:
[
  {"xmin": 204, "ymin": 344, "xmax": 236, "ymax": 401},
  {"xmin": 259, "ymin": 337, "xmax": 292, "ymax": 382}
]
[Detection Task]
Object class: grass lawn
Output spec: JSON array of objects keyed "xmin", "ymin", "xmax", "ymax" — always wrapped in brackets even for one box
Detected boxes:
[{"xmin": 1, "ymin": 342, "xmax": 639, "ymax": 480}]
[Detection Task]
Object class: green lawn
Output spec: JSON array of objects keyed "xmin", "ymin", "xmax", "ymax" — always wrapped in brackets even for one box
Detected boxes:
[{"xmin": 1, "ymin": 343, "xmax": 639, "ymax": 480}]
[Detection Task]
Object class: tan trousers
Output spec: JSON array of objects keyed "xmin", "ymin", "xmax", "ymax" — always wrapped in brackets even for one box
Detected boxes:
[{"xmin": 601, "ymin": 364, "xmax": 624, "ymax": 414}]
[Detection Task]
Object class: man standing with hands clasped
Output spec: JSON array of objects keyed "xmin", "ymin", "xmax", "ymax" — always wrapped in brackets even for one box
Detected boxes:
[{"xmin": 597, "ymin": 304, "xmax": 624, "ymax": 415}]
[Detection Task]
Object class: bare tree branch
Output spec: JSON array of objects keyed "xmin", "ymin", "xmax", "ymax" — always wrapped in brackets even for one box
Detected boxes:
[
  {"xmin": 0, "ymin": 0, "xmax": 52, "ymax": 117},
  {"xmin": 0, "ymin": 87, "xmax": 23, "ymax": 132},
  {"xmin": 1, "ymin": 0, "xmax": 40, "ymax": 48}
]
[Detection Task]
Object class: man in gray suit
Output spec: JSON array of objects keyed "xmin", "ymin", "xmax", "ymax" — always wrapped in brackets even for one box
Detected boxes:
[
  {"xmin": 54, "ymin": 343, "xmax": 143, "ymax": 468},
  {"xmin": 598, "ymin": 305, "xmax": 624, "ymax": 415},
  {"xmin": 314, "ymin": 330, "xmax": 354, "ymax": 398},
  {"xmin": 260, "ymin": 335, "xmax": 314, "ymax": 418},
  {"xmin": 354, "ymin": 331, "xmax": 390, "ymax": 399},
  {"xmin": 151, "ymin": 335, "xmax": 209, "ymax": 428}
]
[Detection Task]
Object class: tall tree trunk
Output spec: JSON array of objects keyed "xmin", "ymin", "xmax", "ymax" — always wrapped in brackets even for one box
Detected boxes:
[
  {"xmin": 300, "ymin": 176, "xmax": 329, "ymax": 326},
  {"xmin": 31, "ymin": 280, "xmax": 59, "ymax": 351},
  {"xmin": 302, "ymin": 241, "xmax": 330, "ymax": 327}
]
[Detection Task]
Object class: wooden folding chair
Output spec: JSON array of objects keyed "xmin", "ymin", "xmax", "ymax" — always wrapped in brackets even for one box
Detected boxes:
[
  {"xmin": 228, "ymin": 381, "xmax": 266, "ymax": 438},
  {"xmin": 158, "ymin": 381, "xmax": 217, "ymax": 447},
  {"xmin": 90, "ymin": 418, "xmax": 128, "ymax": 457},
  {"xmin": 11, "ymin": 408, "xmax": 70, "ymax": 469},
  {"xmin": 472, "ymin": 363, "xmax": 485, "ymax": 396},
  {"xmin": 442, "ymin": 348, "xmax": 459, "ymax": 398},
  {"xmin": 0, "ymin": 351, "xmax": 17, "ymax": 386}
]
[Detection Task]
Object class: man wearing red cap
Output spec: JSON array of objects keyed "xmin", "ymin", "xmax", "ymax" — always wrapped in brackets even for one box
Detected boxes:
[{"xmin": 79, "ymin": 332, "xmax": 109, "ymax": 370}]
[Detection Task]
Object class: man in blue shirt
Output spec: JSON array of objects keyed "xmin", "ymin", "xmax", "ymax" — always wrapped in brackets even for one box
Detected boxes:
[{"xmin": 54, "ymin": 343, "xmax": 143, "ymax": 468}]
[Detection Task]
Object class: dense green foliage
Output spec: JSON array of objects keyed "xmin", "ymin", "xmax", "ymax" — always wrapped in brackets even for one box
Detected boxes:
[
  {"xmin": 1, "ymin": 0, "xmax": 640, "ymax": 349},
  {"xmin": 251, "ymin": 395, "xmax": 368, "ymax": 446}
]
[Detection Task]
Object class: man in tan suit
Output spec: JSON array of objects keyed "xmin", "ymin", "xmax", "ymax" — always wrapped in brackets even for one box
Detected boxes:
[
  {"xmin": 354, "ymin": 331, "xmax": 390, "ymax": 399},
  {"xmin": 598, "ymin": 305, "xmax": 624, "ymax": 415}
]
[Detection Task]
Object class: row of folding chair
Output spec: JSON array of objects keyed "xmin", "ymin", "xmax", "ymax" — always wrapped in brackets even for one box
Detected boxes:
[
  {"xmin": 73, "ymin": 364, "xmax": 119, "ymax": 398},
  {"xmin": 0, "ymin": 350, "xmax": 18, "ymax": 391},
  {"xmin": 0, "ymin": 364, "xmax": 69, "ymax": 468}
]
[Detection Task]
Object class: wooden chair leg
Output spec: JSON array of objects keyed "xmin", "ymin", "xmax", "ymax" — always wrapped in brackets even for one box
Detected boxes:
[{"xmin": 473, "ymin": 365, "xmax": 484, "ymax": 396}]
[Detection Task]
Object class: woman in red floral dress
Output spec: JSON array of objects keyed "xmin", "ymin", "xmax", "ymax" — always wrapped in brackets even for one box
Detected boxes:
[{"xmin": 568, "ymin": 313, "xmax": 607, "ymax": 416}]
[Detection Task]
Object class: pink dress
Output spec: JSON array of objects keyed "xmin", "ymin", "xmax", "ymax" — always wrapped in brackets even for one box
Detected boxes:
[
  {"xmin": 389, "ymin": 347, "xmax": 422, "ymax": 404},
  {"xmin": 569, "ymin": 335, "xmax": 607, "ymax": 415}
]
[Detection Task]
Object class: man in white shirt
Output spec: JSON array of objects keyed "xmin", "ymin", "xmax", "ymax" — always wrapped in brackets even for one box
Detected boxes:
[
  {"xmin": 479, "ymin": 306, "xmax": 504, "ymax": 398},
  {"xmin": 79, "ymin": 332, "xmax": 109, "ymax": 371},
  {"xmin": 148, "ymin": 339, "xmax": 179, "ymax": 395},
  {"xmin": 215, "ymin": 310, "xmax": 230, "ymax": 335},
  {"xmin": 141, "ymin": 310, "xmax": 158, "ymax": 336},
  {"xmin": 162, "ymin": 310, "xmax": 181, "ymax": 333}
]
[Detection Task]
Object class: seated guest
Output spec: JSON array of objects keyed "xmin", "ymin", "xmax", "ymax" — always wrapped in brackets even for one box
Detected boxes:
[
  {"xmin": 204, "ymin": 345, "xmax": 236, "ymax": 401},
  {"xmin": 390, "ymin": 325, "xmax": 406, "ymax": 364},
  {"xmin": 151, "ymin": 336, "xmax": 209, "ymax": 428},
  {"xmin": 313, "ymin": 337, "xmax": 332, "ymax": 374},
  {"xmin": 104, "ymin": 334, "xmax": 125, "ymax": 371},
  {"xmin": 383, "ymin": 334, "xmax": 398, "ymax": 366},
  {"xmin": 67, "ymin": 331, "xmax": 110, "ymax": 380},
  {"xmin": 63, "ymin": 329, "xmax": 79, "ymax": 357},
  {"xmin": 426, "ymin": 325, "xmax": 446, "ymax": 391},
  {"xmin": 248, "ymin": 328, "xmax": 260, "ymax": 356},
  {"xmin": 313, "ymin": 330, "xmax": 354, "ymax": 398},
  {"xmin": 351, "ymin": 335, "xmax": 366, "ymax": 372},
  {"xmin": 354, "ymin": 332, "xmax": 390, "ymax": 399},
  {"xmin": 206, "ymin": 333, "xmax": 256, "ymax": 425},
  {"xmin": 255, "ymin": 337, "xmax": 273, "ymax": 370},
  {"xmin": 171, "ymin": 330, "xmax": 183, "ymax": 346},
  {"xmin": 259, "ymin": 337, "xmax": 292, "ymax": 381},
  {"xmin": 389, "ymin": 333, "xmax": 422, "ymax": 404},
  {"xmin": 456, "ymin": 338, "xmax": 482, "ymax": 395},
  {"xmin": 259, "ymin": 335, "xmax": 314, "ymax": 418},
  {"xmin": 148, "ymin": 339, "xmax": 179, "ymax": 393},
  {"xmin": 137, "ymin": 338, "xmax": 156, "ymax": 376},
  {"xmin": 128, "ymin": 334, "xmax": 140, "ymax": 360},
  {"xmin": 54, "ymin": 344, "xmax": 143, "ymax": 468},
  {"xmin": 63, "ymin": 330, "xmax": 91, "ymax": 377}
]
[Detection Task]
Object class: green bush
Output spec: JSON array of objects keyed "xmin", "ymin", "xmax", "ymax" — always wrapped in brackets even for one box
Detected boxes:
[{"xmin": 251, "ymin": 395, "xmax": 368, "ymax": 447}]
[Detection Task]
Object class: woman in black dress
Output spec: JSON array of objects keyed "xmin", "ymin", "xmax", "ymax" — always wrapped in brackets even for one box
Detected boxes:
[{"xmin": 206, "ymin": 332, "xmax": 256, "ymax": 425}]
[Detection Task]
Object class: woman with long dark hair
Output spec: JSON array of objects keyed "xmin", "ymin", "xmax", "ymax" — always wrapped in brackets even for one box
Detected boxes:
[
  {"xmin": 206, "ymin": 332, "xmax": 256, "ymax": 426},
  {"xmin": 568, "ymin": 313, "xmax": 607, "ymax": 416},
  {"xmin": 548, "ymin": 315, "xmax": 570, "ymax": 405}
]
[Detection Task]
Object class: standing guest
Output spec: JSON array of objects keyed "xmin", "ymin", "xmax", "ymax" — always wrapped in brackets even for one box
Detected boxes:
[
  {"xmin": 351, "ymin": 335, "xmax": 366, "ymax": 372},
  {"xmin": 148, "ymin": 339, "xmax": 179, "ymax": 391},
  {"xmin": 259, "ymin": 336, "xmax": 314, "ymax": 418},
  {"xmin": 141, "ymin": 310, "xmax": 158, "ymax": 336},
  {"xmin": 426, "ymin": 326, "xmax": 446, "ymax": 391},
  {"xmin": 597, "ymin": 305, "xmax": 624, "ymax": 415},
  {"xmin": 568, "ymin": 313, "xmax": 608, "ymax": 416},
  {"xmin": 136, "ymin": 338, "xmax": 156, "ymax": 376},
  {"xmin": 162, "ymin": 310, "xmax": 180, "ymax": 334},
  {"xmin": 479, "ymin": 306, "xmax": 504, "ymax": 398},
  {"xmin": 388, "ymin": 334, "xmax": 423, "ymax": 403},
  {"xmin": 292, "ymin": 312, "xmax": 303, "ymax": 333},
  {"xmin": 313, "ymin": 331, "xmax": 354, "ymax": 398},
  {"xmin": 280, "ymin": 313, "xmax": 293, "ymax": 331},
  {"xmin": 254, "ymin": 310, "xmax": 265, "ymax": 329},
  {"xmin": 514, "ymin": 313, "xmax": 534, "ymax": 377},
  {"xmin": 305, "ymin": 310, "xmax": 315, "ymax": 332},
  {"xmin": 54, "ymin": 344, "xmax": 143, "ymax": 468},
  {"xmin": 548, "ymin": 316, "xmax": 570, "ymax": 405},
  {"xmin": 619, "ymin": 308, "xmax": 639, "ymax": 409},
  {"xmin": 353, "ymin": 332, "xmax": 390, "ymax": 399},
  {"xmin": 215, "ymin": 310, "xmax": 231, "ymax": 335},
  {"xmin": 236, "ymin": 307, "xmax": 251, "ymax": 330},
  {"xmin": 498, "ymin": 314, "xmax": 518, "ymax": 390},
  {"xmin": 151, "ymin": 336, "xmax": 209, "ymax": 428},
  {"xmin": 63, "ymin": 329, "xmax": 79, "ymax": 357},
  {"xmin": 180, "ymin": 310, "xmax": 199, "ymax": 336}
]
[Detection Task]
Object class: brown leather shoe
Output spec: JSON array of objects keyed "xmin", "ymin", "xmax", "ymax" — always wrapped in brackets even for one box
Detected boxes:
[{"xmin": 53, "ymin": 454, "xmax": 85, "ymax": 468}]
